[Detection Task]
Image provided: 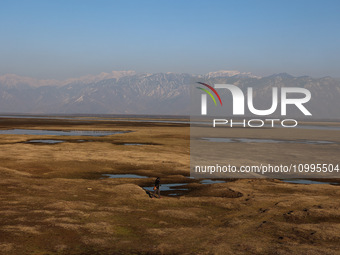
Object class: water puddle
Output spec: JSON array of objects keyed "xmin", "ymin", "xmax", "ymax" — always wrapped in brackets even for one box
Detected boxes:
[
  {"xmin": 102, "ymin": 174, "xmax": 148, "ymax": 179},
  {"xmin": 25, "ymin": 139, "xmax": 154, "ymax": 145},
  {"xmin": 200, "ymin": 179, "xmax": 226, "ymax": 184},
  {"xmin": 143, "ymin": 183, "xmax": 189, "ymax": 196},
  {"xmin": 26, "ymin": 139, "xmax": 65, "ymax": 144},
  {"xmin": 144, "ymin": 183, "xmax": 189, "ymax": 191},
  {"xmin": 101, "ymin": 174, "xmax": 190, "ymax": 196},
  {"xmin": 26, "ymin": 139, "xmax": 96, "ymax": 144},
  {"xmin": 281, "ymin": 179, "xmax": 339, "ymax": 185},
  {"xmin": 0, "ymin": 129, "xmax": 128, "ymax": 137},
  {"xmin": 102, "ymin": 174, "xmax": 229, "ymax": 196},
  {"xmin": 202, "ymin": 137, "xmax": 336, "ymax": 145},
  {"xmin": 295, "ymin": 125, "xmax": 340, "ymax": 131},
  {"xmin": 123, "ymin": 143, "xmax": 147, "ymax": 146}
]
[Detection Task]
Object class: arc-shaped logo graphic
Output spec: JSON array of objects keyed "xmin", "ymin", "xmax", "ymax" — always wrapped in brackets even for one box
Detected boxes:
[{"xmin": 196, "ymin": 82, "xmax": 223, "ymax": 106}]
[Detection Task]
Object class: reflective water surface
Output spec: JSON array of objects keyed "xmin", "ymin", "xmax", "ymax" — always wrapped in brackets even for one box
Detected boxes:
[{"xmin": 0, "ymin": 129, "xmax": 128, "ymax": 136}]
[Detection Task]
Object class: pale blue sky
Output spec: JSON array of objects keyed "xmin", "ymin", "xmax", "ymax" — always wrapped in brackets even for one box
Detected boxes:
[{"xmin": 1, "ymin": 0, "xmax": 339, "ymax": 79}]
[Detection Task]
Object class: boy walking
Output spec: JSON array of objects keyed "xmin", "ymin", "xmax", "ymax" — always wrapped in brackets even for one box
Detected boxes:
[{"xmin": 152, "ymin": 177, "xmax": 161, "ymax": 198}]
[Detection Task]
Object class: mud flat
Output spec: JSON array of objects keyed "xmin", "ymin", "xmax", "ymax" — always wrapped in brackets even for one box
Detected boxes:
[{"xmin": 0, "ymin": 117, "xmax": 339, "ymax": 254}]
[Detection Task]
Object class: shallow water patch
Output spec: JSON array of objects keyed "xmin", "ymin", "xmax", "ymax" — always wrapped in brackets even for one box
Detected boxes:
[
  {"xmin": 143, "ymin": 183, "xmax": 189, "ymax": 196},
  {"xmin": 113, "ymin": 142, "xmax": 159, "ymax": 146},
  {"xmin": 200, "ymin": 179, "xmax": 226, "ymax": 184},
  {"xmin": 25, "ymin": 139, "xmax": 91, "ymax": 144},
  {"xmin": 102, "ymin": 174, "xmax": 230, "ymax": 196},
  {"xmin": 102, "ymin": 174, "xmax": 148, "ymax": 179},
  {"xmin": 144, "ymin": 183, "xmax": 189, "ymax": 191},
  {"xmin": 102, "ymin": 174, "xmax": 191, "ymax": 196},
  {"xmin": 281, "ymin": 179, "xmax": 339, "ymax": 185},
  {"xmin": 0, "ymin": 129, "xmax": 128, "ymax": 137},
  {"xmin": 202, "ymin": 137, "xmax": 336, "ymax": 145},
  {"xmin": 26, "ymin": 139, "xmax": 65, "ymax": 144},
  {"xmin": 123, "ymin": 143, "xmax": 150, "ymax": 146}
]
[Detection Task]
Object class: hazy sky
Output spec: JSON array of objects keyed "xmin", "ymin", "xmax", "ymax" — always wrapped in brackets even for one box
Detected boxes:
[{"xmin": 1, "ymin": 0, "xmax": 339, "ymax": 79}]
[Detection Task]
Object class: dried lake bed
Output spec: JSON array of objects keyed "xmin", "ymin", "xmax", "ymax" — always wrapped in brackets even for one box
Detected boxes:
[{"xmin": 0, "ymin": 116, "xmax": 339, "ymax": 254}]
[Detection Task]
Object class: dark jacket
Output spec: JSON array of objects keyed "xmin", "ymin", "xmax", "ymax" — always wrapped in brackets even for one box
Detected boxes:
[{"xmin": 154, "ymin": 178, "xmax": 160, "ymax": 189}]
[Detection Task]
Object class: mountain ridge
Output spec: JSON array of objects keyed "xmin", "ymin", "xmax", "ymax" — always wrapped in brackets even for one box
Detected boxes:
[{"xmin": 0, "ymin": 71, "xmax": 339, "ymax": 119}]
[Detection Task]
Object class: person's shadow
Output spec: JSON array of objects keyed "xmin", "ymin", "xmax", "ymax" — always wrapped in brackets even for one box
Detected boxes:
[{"xmin": 144, "ymin": 189, "xmax": 153, "ymax": 198}]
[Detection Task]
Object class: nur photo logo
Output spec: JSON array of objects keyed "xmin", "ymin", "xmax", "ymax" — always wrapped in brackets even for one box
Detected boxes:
[
  {"xmin": 196, "ymin": 82, "xmax": 223, "ymax": 115},
  {"xmin": 196, "ymin": 82, "xmax": 312, "ymax": 128}
]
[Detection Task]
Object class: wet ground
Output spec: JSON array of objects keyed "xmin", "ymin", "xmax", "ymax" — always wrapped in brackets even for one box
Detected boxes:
[{"xmin": 202, "ymin": 137, "xmax": 337, "ymax": 145}]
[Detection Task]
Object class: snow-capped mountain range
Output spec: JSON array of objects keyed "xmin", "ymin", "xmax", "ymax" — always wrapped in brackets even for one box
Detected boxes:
[{"xmin": 0, "ymin": 71, "xmax": 339, "ymax": 119}]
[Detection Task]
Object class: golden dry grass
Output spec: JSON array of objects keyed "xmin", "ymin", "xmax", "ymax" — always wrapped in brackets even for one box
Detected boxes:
[{"xmin": 0, "ymin": 118, "xmax": 339, "ymax": 254}]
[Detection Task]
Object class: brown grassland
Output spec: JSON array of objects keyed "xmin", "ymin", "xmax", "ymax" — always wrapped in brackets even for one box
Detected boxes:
[{"xmin": 0, "ymin": 117, "xmax": 339, "ymax": 255}]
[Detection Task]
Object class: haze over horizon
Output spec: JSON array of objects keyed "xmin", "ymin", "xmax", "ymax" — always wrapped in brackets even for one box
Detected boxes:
[
  {"xmin": 1, "ymin": 0, "xmax": 340, "ymax": 79},
  {"xmin": 0, "ymin": 69, "xmax": 337, "ymax": 84}
]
